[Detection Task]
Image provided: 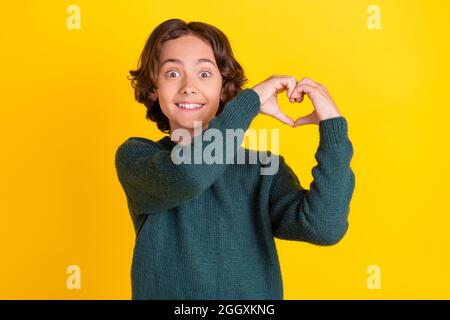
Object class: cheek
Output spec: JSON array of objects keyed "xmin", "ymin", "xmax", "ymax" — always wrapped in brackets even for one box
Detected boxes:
[
  {"xmin": 156, "ymin": 86, "xmax": 176, "ymax": 106},
  {"xmin": 158, "ymin": 103, "xmax": 172, "ymax": 120},
  {"xmin": 156, "ymin": 94, "xmax": 174, "ymax": 116},
  {"xmin": 206, "ymin": 82, "xmax": 223, "ymax": 102}
]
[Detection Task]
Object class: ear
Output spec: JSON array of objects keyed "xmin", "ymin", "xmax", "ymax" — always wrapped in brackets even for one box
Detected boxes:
[{"xmin": 149, "ymin": 88, "xmax": 158, "ymax": 101}]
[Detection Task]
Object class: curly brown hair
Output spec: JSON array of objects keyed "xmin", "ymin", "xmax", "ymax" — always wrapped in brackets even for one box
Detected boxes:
[{"xmin": 127, "ymin": 19, "xmax": 248, "ymax": 134}]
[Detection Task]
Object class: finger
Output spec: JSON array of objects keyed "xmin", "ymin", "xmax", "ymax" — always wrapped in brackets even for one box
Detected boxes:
[
  {"xmin": 296, "ymin": 94, "xmax": 304, "ymax": 103},
  {"xmin": 298, "ymin": 76, "xmax": 322, "ymax": 88},
  {"xmin": 274, "ymin": 76, "xmax": 295, "ymax": 98},
  {"xmin": 291, "ymin": 82, "xmax": 305, "ymax": 103},
  {"xmin": 294, "ymin": 83, "xmax": 317, "ymax": 96},
  {"xmin": 292, "ymin": 91, "xmax": 305, "ymax": 103},
  {"xmin": 272, "ymin": 110, "xmax": 294, "ymax": 127},
  {"xmin": 286, "ymin": 77, "xmax": 297, "ymax": 102},
  {"xmin": 294, "ymin": 112, "xmax": 318, "ymax": 127}
]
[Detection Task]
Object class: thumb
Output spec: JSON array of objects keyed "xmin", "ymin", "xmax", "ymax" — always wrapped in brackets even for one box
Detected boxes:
[
  {"xmin": 294, "ymin": 112, "xmax": 316, "ymax": 127},
  {"xmin": 272, "ymin": 110, "xmax": 294, "ymax": 127}
]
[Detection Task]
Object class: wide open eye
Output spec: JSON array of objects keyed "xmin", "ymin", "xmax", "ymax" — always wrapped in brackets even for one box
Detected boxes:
[
  {"xmin": 200, "ymin": 71, "xmax": 212, "ymax": 78},
  {"xmin": 166, "ymin": 70, "xmax": 180, "ymax": 78}
]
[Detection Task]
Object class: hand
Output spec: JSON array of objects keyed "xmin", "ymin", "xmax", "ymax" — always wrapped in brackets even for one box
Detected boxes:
[
  {"xmin": 289, "ymin": 77, "xmax": 342, "ymax": 126},
  {"xmin": 251, "ymin": 74, "xmax": 298, "ymax": 126}
]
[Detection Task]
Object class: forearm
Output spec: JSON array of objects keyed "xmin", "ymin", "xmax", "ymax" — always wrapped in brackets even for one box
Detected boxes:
[
  {"xmin": 115, "ymin": 88, "xmax": 261, "ymax": 212},
  {"xmin": 272, "ymin": 117, "xmax": 356, "ymax": 245},
  {"xmin": 169, "ymin": 88, "xmax": 261, "ymax": 191}
]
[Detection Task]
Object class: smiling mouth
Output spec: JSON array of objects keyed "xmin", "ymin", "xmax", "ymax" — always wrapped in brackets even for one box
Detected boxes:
[{"xmin": 175, "ymin": 103, "xmax": 206, "ymax": 111}]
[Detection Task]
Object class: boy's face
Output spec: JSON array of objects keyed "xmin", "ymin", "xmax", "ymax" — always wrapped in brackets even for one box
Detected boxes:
[{"xmin": 151, "ymin": 35, "xmax": 223, "ymax": 135}]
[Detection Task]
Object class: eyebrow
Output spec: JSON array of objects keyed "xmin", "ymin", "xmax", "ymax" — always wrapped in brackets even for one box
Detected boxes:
[{"xmin": 159, "ymin": 58, "xmax": 216, "ymax": 68}]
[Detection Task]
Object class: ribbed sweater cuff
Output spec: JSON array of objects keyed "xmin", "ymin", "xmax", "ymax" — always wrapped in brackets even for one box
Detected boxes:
[{"xmin": 318, "ymin": 116, "xmax": 349, "ymax": 145}]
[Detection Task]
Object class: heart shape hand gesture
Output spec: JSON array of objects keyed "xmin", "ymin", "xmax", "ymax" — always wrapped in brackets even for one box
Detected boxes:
[{"xmin": 251, "ymin": 75, "xmax": 342, "ymax": 126}]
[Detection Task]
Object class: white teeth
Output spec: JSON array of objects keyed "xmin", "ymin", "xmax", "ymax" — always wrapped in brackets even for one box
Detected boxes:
[{"xmin": 176, "ymin": 103, "xmax": 204, "ymax": 109}]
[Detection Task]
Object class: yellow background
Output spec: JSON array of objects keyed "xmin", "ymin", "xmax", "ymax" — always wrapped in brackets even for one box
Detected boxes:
[{"xmin": 1, "ymin": 0, "xmax": 449, "ymax": 299}]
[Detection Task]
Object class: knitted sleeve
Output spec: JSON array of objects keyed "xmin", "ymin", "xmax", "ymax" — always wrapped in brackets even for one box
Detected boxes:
[
  {"xmin": 268, "ymin": 116, "xmax": 356, "ymax": 246},
  {"xmin": 115, "ymin": 88, "xmax": 261, "ymax": 213}
]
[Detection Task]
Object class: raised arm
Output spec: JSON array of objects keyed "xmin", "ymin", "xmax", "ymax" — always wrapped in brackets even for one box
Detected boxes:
[
  {"xmin": 115, "ymin": 88, "xmax": 261, "ymax": 214},
  {"xmin": 269, "ymin": 116, "xmax": 356, "ymax": 246}
]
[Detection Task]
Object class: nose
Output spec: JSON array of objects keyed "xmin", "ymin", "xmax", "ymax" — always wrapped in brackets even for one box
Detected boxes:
[{"xmin": 180, "ymin": 75, "xmax": 198, "ymax": 95}]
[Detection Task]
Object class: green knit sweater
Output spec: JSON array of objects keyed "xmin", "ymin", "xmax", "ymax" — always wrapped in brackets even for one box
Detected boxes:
[{"xmin": 115, "ymin": 88, "xmax": 355, "ymax": 300}]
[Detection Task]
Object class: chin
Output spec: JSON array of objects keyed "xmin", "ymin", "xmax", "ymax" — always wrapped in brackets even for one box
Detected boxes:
[{"xmin": 177, "ymin": 119, "xmax": 208, "ymax": 129}]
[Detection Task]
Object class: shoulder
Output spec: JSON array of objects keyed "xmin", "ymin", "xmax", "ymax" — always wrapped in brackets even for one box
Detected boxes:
[
  {"xmin": 121, "ymin": 136, "xmax": 161, "ymax": 147},
  {"xmin": 115, "ymin": 137, "xmax": 161, "ymax": 163},
  {"xmin": 117, "ymin": 136, "xmax": 161, "ymax": 151}
]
